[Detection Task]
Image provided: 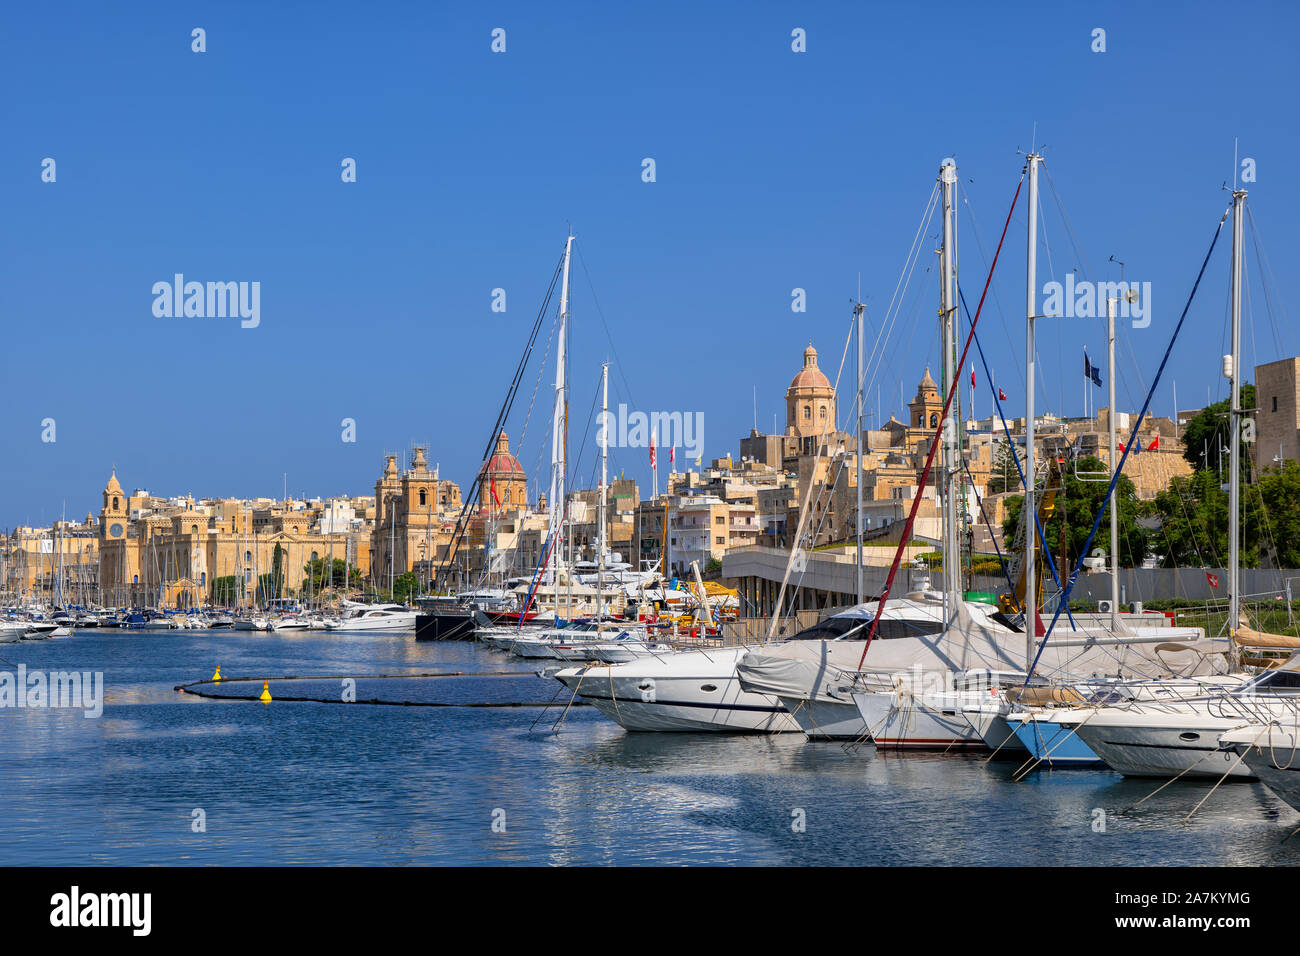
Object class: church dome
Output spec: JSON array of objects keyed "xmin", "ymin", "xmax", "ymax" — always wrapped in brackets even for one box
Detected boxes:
[
  {"xmin": 788, "ymin": 344, "xmax": 831, "ymax": 392},
  {"xmin": 917, "ymin": 366, "xmax": 939, "ymax": 396},
  {"xmin": 105, "ymin": 471, "xmax": 123, "ymax": 495},
  {"xmin": 481, "ymin": 431, "xmax": 524, "ymax": 477}
]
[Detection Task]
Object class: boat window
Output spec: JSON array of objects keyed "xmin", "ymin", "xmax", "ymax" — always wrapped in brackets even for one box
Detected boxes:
[
  {"xmin": 787, "ymin": 616, "xmax": 945, "ymax": 641},
  {"xmin": 1252, "ymin": 669, "xmax": 1300, "ymax": 690},
  {"xmin": 788, "ymin": 616, "xmax": 870, "ymax": 641}
]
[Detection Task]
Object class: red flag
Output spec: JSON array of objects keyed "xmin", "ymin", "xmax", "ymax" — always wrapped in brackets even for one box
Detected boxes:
[
  {"xmin": 1117, "ymin": 441, "xmax": 1126, "ymax": 453},
  {"xmin": 669, "ymin": 447, "xmax": 675, "ymax": 464},
  {"xmin": 998, "ymin": 387, "xmax": 1007, "ymax": 401},
  {"xmin": 1206, "ymin": 571, "xmax": 1219, "ymax": 589},
  {"xmin": 649, "ymin": 443, "xmax": 656, "ymax": 470},
  {"xmin": 1149, "ymin": 435, "xmax": 1160, "ymax": 451},
  {"xmin": 490, "ymin": 472, "xmax": 500, "ymax": 508},
  {"xmin": 970, "ymin": 367, "xmax": 976, "ymax": 389}
]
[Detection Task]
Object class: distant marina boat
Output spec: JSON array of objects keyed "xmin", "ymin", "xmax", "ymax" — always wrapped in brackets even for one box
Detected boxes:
[{"xmin": 324, "ymin": 603, "xmax": 416, "ymax": 632}]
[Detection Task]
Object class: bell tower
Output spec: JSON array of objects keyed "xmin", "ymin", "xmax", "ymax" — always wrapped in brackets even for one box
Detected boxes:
[{"xmin": 101, "ymin": 471, "xmax": 127, "ymax": 541}]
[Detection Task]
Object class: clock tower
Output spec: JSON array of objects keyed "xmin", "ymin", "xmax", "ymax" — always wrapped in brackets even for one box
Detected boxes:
[{"xmin": 101, "ymin": 471, "xmax": 127, "ymax": 541}]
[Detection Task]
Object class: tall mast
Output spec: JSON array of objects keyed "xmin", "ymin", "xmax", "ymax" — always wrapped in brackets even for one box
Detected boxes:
[
  {"xmin": 1228, "ymin": 187, "xmax": 1247, "ymax": 670},
  {"xmin": 1024, "ymin": 152, "xmax": 1042, "ymax": 663},
  {"xmin": 1106, "ymin": 292, "xmax": 1122, "ymax": 630},
  {"xmin": 855, "ymin": 301, "xmax": 865, "ymax": 605},
  {"xmin": 598, "ymin": 361, "xmax": 609, "ymax": 622},
  {"xmin": 938, "ymin": 159, "xmax": 960, "ymax": 610},
  {"xmin": 549, "ymin": 234, "xmax": 574, "ymax": 596}
]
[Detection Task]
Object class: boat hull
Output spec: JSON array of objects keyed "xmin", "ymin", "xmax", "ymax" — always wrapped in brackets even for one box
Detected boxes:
[
  {"xmin": 853, "ymin": 690, "xmax": 987, "ymax": 750},
  {"xmin": 778, "ymin": 696, "xmax": 868, "ymax": 740},
  {"xmin": 1073, "ymin": 717, "xmax": 1255, "ymax": 779},
  {"xmin": 1006, "ymin": 715, "xmax": 1101, "ymax": 766},
  {"xmin": 555, "ymin": 668, "xmax": 799, "ymax": 733}
]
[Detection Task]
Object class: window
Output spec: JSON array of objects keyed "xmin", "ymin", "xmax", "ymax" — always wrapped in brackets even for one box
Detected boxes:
[
  {"xmin": 112, "ymin": 497, "xmax": 119, "ymax": 510},
  {"xmin": 819, "ymin": 405, "xmax": 827, "ymax": 419},
  {"xmin": 715, "ymin": 516, "xmax": 725, "ymax": 525},
  {"xmin": 419, "ymin": 489, "xmax": 427, "ymax": 507},
  {"xmin": 715, "ymin": 536, "xmax": 725, "ymax": 545},
  {"xmin": 929, "ymin": 413, "xmax": 938, "ymax": 427},
  {"xmin": 133, "ymin": 575, "xmax": 139, "ymax": 584},
  {"xmin": 1274, "ymin": 396, "xmax": 1279, "ymax": 412},
  {"xmin": 803, "ymin": 406, "xmax": 811, "ymax": 419},
  {"xmin": 245, "ymin": 550, "xmax": 252, "ymax": 563},
  {"xmin": 191, "ymin": 525, "xmax": 198, "ymax": 535}
]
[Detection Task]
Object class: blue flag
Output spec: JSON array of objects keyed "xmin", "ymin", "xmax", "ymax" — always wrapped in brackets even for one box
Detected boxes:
[{"xmin": 1084, "ymin": 351, "xmax": 1102, "ymax": 387}]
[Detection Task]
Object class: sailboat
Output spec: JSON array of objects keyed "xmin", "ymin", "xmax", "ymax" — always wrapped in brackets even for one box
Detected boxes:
[
  {"xmin": 1052, "ymin": 186, "xmax": 1300, "ymax": 778},
  {"xmin": 738, "ymin": 157, "xmax": 1225, "ymax": 747},
  {"xmin": 508, "ymin": 363, "xmax": 656, "ymax": 661}
]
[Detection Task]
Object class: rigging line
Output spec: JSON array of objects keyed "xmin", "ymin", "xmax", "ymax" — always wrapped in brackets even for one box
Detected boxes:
[
  {"xmin": 959, "ymin": 453, "xmax": 1016, "ymax": 600},
  {"xmin": 768, "ymin": 308, "xmax": 860, "ymax": 634},
  {"xmin": 961, "ymin": 288, "xmax": 1077, "ymax": 628},
  {"xmin": 961, "ymin": 193, "xmax": 1025, "ymax": 393},
  {"xmin": 568, "ymin": 366, "xmax": 606, "ymax": 483},
  {"xmin": 1025, "ymin": 203, "xmax": 1232, "ymax": 685},
  {"xmin": 437, "ymin": 248, "xmax": 566, "ymax": 583},
  {"xmin": 575, "ymin": 245, "xmax": 640, "ymax": 414},
  {"xmin": 857, "ymin": 171, "xmax": 1025, "ymax": 670},
  {"xmin": 1246, "ymin": 204, "xmax": 1290, "ymax": 357},
  {"xmin": 860, "ymin": 192, "xmax": 941, "ymax": 422}
]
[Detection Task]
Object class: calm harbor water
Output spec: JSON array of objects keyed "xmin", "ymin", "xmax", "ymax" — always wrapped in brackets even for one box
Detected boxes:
[{"xmin": 2, "ymin": 629, "xmax": 1298, "ymax": 866}]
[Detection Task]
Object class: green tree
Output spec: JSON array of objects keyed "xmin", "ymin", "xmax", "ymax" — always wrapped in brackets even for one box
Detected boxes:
[
  {"xmin": 1002, "ymin": 457, "xmax": 1147, "ymax": 570},
  {"xmin": 1257, "ymin": 461, "xmax": 1300, "ymax": 566},
  {"xmin": 210, "ymin": 574, "xmax": 243, "ymax": 605},
  {"xmin": 301, "ymin": 557, "xmax": 362, "ymax": 595},
  {"xmin": 1149, "ymin": 468, "xmax": 1263, "ymax": 568},
  {"xmin": 1181, "ymin": 383, "xmax": 1255, "ymax": 477},
  {"xmin": 256, "ymin": 572, "xmax": 276, "ymax": 606},
  {"xmin": 391, "ymin": 571, "xmax": 421, "ymax": 604},
  {"xmin": 270, "ymin": 543, "xmax": 285, "ymax": 599},
  {"xmin": 986, "ymin": 438, "xmax": 1020, "ymax": 495}
]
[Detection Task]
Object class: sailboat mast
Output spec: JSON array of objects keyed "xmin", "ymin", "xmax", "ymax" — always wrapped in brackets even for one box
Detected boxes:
[
  {"xmin": 598, "ymin": 361, "xmax": 609, "ymax": 621},
  {"xmin": 1228, "ymin": 187, "xmax": 1247, "ymax": 669},
  {"xmin": 855, "ymin": 301, "xmax": 865, "ymax": 605},
  {"xmin": 1024, "ymin": 152, "xmax": 1042, "ymax": 663},
  {"xmin": 549, "ymin": 234, "xmax": 574, "ymax": 598},
  {"xmin": 1107, "ymin": 291, "xmax": 1122, "ymax": 630},
  {"xmin": 938, "ymin": 159, "xmax": 960, "ymax": 608}
]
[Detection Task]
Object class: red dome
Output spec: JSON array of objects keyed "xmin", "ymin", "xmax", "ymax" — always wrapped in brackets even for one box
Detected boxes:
[
  {"xmin": 480, "ymin": 431, "xmax": 525, "ymax": 476},
  {"xmin": 788, "ymin": 344, "xmax": 831, "ymax": 392}
]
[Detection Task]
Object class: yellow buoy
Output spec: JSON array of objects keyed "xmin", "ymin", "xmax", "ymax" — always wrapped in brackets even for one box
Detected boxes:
[
  {"xmin": 259, "ymin": 680, "xmax": 272, "ymax": 703},
  {"xmin": 212, "ymin": 666, "xmax": 222, "ymax": 682}
]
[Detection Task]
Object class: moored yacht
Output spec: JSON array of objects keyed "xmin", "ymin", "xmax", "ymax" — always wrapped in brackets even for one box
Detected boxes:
[{"xmin": 552, "ymin": 645, "xmax": 802, "ymax": 733}]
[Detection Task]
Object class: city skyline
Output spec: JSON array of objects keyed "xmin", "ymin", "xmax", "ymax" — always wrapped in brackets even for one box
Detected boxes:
[{"xmin": 4, "ymin": 1, "xmax": 1298, "ymax": 527}]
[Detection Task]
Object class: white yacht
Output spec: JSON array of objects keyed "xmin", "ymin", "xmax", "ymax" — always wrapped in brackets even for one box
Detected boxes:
[
  {"xmin": 1050, "ymin": 660, "xmax": 1300, "ymax": 779},
  {"xmin": 736, "ymin": 590, "xmax": 1225, "ymax": 742},
  {"xmin": 511, "ymin": 620, "xmax": 649, "ymax": 660},
  {"xmin": 323, "ymin": 604, "xmax": 416, "ymax": 632},
  {"xmin": 552, "ymin": 645, "xmax": 802, "ymax": 733},
  {"xmin": 1219, "ymin": 722, "xmax": 1300, "ymax": 812}
]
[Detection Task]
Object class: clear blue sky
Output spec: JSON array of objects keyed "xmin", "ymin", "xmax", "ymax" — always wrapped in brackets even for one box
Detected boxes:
[{"xmin": 3, "ymin": 0, "xmax": 1297, "ymax": 527}]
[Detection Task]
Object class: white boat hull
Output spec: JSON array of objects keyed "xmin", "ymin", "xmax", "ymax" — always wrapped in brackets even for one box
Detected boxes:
[
  {"xmin": 1073, "ymin": 716, "xmax": 1256, "ymax": 779},
  {"xmin": 778, "ymin": 696, "xmax": 868, "ymax": 740},
  {"xmin": 554, "ymin": 654, "xmax": 800, "ymax": 733},
  {"xmin": 853, "ymin": 689, "xmax": 988, "ymax": 750}
]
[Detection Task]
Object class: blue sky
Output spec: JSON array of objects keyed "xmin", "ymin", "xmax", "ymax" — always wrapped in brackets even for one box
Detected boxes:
[{"xmin": 2, "ymin": 0, "xmax": 1297, "ymax": 527}]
